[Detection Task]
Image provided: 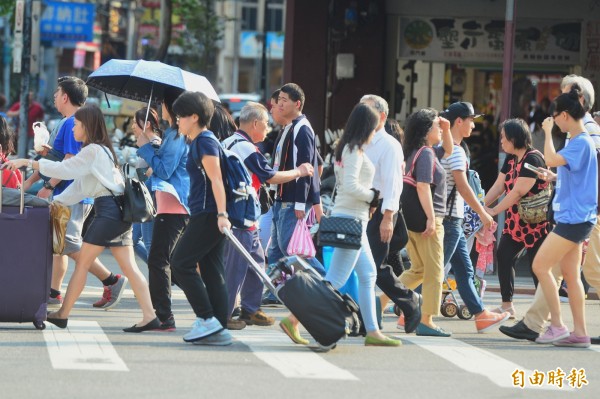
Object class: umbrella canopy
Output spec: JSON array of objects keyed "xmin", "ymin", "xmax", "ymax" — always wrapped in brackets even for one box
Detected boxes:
[{"xmin": 86, "ymin": 59, "xmax": 220, "ymax": 104}]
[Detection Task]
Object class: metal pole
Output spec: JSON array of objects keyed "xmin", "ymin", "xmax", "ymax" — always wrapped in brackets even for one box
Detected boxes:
[
  {"xmin": 3, "ymin": 16, "xmax": 11, "ymax": 101},
  {"xmin": 17, "ymin": 0, "xmax": 32, "ymax": 159},
  {"xmin": 126, "ymin": 1, "xmax": 137, "ymax": 60},
  {"xmin": 260, "ymin": 0, "xmax": 268, "ymax": 101},
  {"xmin": 232, "ymin": 0, "xmax": 240, "ymax": 92},
  {"xmin": 500, "ymin": 0, "xmax": 516, "ymax": 122}
]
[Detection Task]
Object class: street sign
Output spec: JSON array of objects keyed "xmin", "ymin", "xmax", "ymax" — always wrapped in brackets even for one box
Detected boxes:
[{"xmin": 40, "ymin": 1, "xmax": 95, "ymax": 42}]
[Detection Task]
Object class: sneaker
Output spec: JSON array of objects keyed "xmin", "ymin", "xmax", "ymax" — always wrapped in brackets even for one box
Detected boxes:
[
  {"xmin": 536, "ymin": 325, "xmax": 570, "ymax": 344},
  {"xmin": 226, "ymin": 318, "xmax": 247, "ymax": 330},
  {"xmin": 396, "ymin": 314, "xmax": 405, "ymax": 330},
  {"xmin": 192, "ymin": 329, "xmax": 233, "ymax": 346},
  {"xmin": 47, "ymin": 295, "xmax": 63, "ymax": 308},
  {"xmin": 93, "ymin": 275, "xmax": 128, "ymax": 309},
  {"xmin": 239, "ymin": 309, "xmax": 275, "ymax": 326},
  {"xmin": 232, "ymin": 307, "xmax": 242, "ymax": 318},
  {"xmin": 279, "ymin": 317, "xmax": 309, "ymax": 345},
  {"xmin": 499, "ymin": 319, "xmax": 539, "ymax": 342},
  {"xmin": 552, "ymin": 332, "xmax": 591, "ymax": 348},
  {"xmin": 93, "ymin": 286, "xmax": 111, "ymax": 308},
  {"xmin": 491, "ymin": 304, "xmax": 516, "ymax": 319},
  {"xmin": 475, "ymin": 309, "xmax": 511, "ymax": 333},
  {"xmin": 154, "ymin": 316, "xmax": 176, "ymax": 332},
  {"xmin": 183, "ymin": 317, "xmax": 224, "ymax": 342}
]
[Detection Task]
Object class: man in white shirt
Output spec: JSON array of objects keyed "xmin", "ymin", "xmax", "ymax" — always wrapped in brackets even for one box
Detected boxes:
[{"xmin": 361, "ymin": 94, "xmax": 422, "ymax": 334}]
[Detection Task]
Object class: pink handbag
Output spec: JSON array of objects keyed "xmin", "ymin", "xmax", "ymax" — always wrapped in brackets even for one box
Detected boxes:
[{"xmin": 287, "ymin": 219, "xmax": 316, "ymax": 258}]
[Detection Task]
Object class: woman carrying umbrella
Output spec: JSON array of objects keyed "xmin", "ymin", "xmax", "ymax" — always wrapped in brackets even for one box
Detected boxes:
[{"xmin": 136, "ymin": 90, "xmax": 190, "ymax": 331}]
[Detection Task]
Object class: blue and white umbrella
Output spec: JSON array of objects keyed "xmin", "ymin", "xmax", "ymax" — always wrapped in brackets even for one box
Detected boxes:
[{"xmin": 86, "ymin": 59, "xmax": 220, "ymax": 104}]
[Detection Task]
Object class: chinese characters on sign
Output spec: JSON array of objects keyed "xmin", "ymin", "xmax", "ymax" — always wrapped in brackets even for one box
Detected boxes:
[
  {"xmin": 40, "ymin": 1, "xmax": 95, "ymax": 42},
  {"xmin": 512, "ymin": 368, "xmax": 588, "ymax": 389},
  {"xmin": 399, "ymin": 18, "xmax": 581, "ymax": 65}
]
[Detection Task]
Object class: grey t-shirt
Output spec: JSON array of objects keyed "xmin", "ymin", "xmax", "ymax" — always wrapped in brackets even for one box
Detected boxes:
[{"xmin": 406, "ymin": 146, "xmax": 447, "ymax": 217}]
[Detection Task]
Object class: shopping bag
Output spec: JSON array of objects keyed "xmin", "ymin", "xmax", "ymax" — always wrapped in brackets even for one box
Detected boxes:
[{"xmin": 287, "ymin": 219, "xmax": 317, "ymax": 258}]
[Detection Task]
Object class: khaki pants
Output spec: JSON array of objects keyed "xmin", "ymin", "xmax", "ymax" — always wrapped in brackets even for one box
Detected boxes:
[
  {"xmin": 400, "ymin": 217, "xmax": 444, "ymax": 316},
  {"xmin": 524, "ymin": 217, "xmax": 600, "ymax": 333}
]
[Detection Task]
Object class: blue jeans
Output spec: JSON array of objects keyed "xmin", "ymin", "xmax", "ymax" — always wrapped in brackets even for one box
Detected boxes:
[
  {"xmin": 325, "ymin": 215, "xmax": 378, "ymax": 332},
  {"xmin": 268, "ymin": 201, "xmax": 325, "ymax": 275},
  {"xmin": 443, "ymin": 217, "xmax": 484, "ymax": 315},
  {"xmin": 132, "ymin": 221, "xmax": 154, "ymax": 264}
]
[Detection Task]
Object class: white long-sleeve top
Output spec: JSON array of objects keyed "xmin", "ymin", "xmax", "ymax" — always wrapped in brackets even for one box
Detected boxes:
[
  {"xmin": 38, "ymin": 144, "xmax": 125, "ymax": 206},
  {"xmin": 364, "ymin": 127, "xmax": 404, "ymax": 214},
  {"xmin": 332, "ymin": 146, "xmax": 376, "ymax": 222}
]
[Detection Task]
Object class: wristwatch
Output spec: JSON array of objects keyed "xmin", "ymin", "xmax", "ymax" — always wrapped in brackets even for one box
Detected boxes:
[
  {"xmin": 43, "ymin": 181, "xmax": 55, "ymax": 191},
  {"xmin": 217, "ymin": 212, "xmax": 229, "ymax": 219}
]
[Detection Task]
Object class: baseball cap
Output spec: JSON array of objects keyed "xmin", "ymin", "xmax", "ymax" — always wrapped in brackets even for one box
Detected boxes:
[{"xmin": 440, "ymin": 102, "xmax": 483, "ymax": 120}]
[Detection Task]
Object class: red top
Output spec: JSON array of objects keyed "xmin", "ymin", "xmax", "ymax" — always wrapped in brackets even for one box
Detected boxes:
[
  {"xmin": 0, "ymin": 154, "xmax": 23, "ymax": 189},
  {"xmin": 8, "ymin": 101, "xmax": 45, "ymax": 137}
]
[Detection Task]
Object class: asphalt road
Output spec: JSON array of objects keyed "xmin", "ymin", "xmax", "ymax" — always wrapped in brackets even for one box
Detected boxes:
[{"xmin": 1, "ymin": 251, "xmax": 599, "ymax": 399}]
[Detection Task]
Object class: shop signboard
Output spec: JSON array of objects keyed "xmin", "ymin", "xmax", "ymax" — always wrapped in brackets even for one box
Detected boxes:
[
  {"xmin": 41, "ymin": 1, "xmax": 95, "ymax": 42},
  {"xmin": 399, "ymin": 17, "xmax": 580, "ymax": 65}
]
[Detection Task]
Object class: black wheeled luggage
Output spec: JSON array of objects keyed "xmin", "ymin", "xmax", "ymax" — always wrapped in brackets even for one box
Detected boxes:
[
  {"xmin": 223, "ymin": 228, "xmax": 360, "ymax": 349},
  {"xmin": 0, "ymin": 175, "xmax": 52, "ymax": 329}
]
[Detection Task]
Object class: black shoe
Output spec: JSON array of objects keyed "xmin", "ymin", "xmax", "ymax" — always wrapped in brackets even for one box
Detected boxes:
[
  {"xmin": 591, "ymin": 336, "xmax": 600, "ymax": 345},
  {"xmin": 123, "ymin": 317, "xmax": 161, "ymax": 333},
  {"xmin": 261, "ymin": 297, "xmax": 282, "ymax": 307},
  {"xmin": 499, "ymin": 319, "xmax": 539, "ymax": 341},
  {"xmin": 46, "ymin": 313, "xmax": 68, "ymax": 329},
  {"xmin": 403, "ymin": 292, "xmax": 423, "ymax": 334},
  {"xmin": 156, "ymin": 316, "xmax": 176, "ymax": 332},
  {"xmin": 232, "ymin": 307, "xmax": 242, "ymax": 318}
]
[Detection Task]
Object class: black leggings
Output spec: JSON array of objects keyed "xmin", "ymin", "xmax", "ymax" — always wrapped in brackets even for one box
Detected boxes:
[
  {"xmin": 497, "ymin": 233, "xmax": 545, "ymax": 302},
  {"xmin": 171, "ymin": 212, "xmax": 228, "ymax": 327}
]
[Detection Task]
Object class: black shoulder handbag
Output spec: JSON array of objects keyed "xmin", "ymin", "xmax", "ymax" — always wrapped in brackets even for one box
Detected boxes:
[
  {"xmin": 100, "ymin": 146, "xmax": 156, "ymax": 223},
  {"xmin": 401, "ymin": 146, "xmax": 435, "ymax": 233},
  {"xmin": 317, "ymin": 184, "xmax": 363, "ymax": 250}
]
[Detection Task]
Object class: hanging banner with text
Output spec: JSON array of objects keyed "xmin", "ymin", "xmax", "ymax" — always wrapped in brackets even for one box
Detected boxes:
[{"xmin": 399, "ymin": 17, "xmax": 580, "ymax": 65}]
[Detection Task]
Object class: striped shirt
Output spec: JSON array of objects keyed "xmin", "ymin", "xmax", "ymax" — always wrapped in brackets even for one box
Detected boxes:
[{"xmin": 441, "ymin": 144, "xmax": 467, "ymax": 218}]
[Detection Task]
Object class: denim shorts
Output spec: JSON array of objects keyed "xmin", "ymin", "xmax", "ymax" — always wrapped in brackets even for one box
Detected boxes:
[{"xmin": 552, "ymin": 221, "xmax": 595, "ymax": 244}]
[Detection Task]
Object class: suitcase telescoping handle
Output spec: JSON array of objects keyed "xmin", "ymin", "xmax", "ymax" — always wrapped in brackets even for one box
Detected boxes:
[
  {"xmin": 0, "ymin": 165, "xmax": 26, "ymax": 215},
  {"xmin": 222, "ymin": 227, "xmax": 278, "ymax": 293}
]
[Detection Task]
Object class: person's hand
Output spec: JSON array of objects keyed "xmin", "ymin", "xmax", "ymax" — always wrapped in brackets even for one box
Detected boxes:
[
  {"xmin": 379, "ymin": 217, "xmax": 393, "ymax": 243},
  {"xmin": 295, "ymin": 210, "xmax": 306, "ymax": 220},
  {"xmin": 22, "ymin": 179, "xmax": 32, "ymax": 192},
  {"xmin": 484, "ymin": 206, "xmax": 496, "ymax": 217},
  {"xmin": 37, "ymin": 187, "xmax": 53, "ymax": 199},
  {"xmin": 535, "ymin": 167, "xmax": 556, "ymax": 182},
  {"xmin": 297, "ymin": 163, "xmax": 314, "ymax": 177},
  {"xmin": 37, "ymin": 143, "xmax": 52, "ymax": 157},
  {"xmin": 145, "ymin": 167, "xmax": 153, "ymax": 178},
  {"xmin": 542, "ymin": 117, "xmax": 554, "ymax": 136},
  {"xmin": 421, "ymin": 217, "xmax": 436, "ymax": 237},
  {"xmin": 479, "ymin": 210, "xmax": 494, "ymax": 230},
  {"xmin": 4, "ymin": 159, "xmax": 28, "ymax": 171},
  {"xmin": 217, "ymin": 216, "xmax": 232, "ymax": 234},
  {"xmin": 439, "ymin": 116, "xmax": 450, "ymax": 132},
  {"xmin": 136, "ymin": 132, "xmax": 150, "ymax": 148}
]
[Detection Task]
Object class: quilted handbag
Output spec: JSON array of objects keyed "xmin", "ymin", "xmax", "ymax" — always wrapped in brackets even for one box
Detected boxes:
[
  {"xmin": 518, "ymin": 185, "xmax": 552, "ymax": 224},
  {"xmin": 318, "ymin": 215, "xmax": 362, "ymax": 249}
]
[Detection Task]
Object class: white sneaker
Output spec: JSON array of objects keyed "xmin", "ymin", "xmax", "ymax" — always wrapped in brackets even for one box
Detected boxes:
[
  {"xmin": 183, "ymin": 317, "xmax": 224, "ymax": 342},
  {"xmin": 192, "ymin": 329, "xmax": 233, "ymax": 346}
]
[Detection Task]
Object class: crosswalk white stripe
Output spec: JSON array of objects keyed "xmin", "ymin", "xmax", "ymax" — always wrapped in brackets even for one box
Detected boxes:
[
  {"xmin": 234, "ymin": 328, "xmax": 358, "ymax": 380},
  {"xmin": 402, "ymin": 336, "xmax": 574, "ymax": 391},
  {"xmin": 43, "ymin": 321, "xmax": 128, "ymax": 371}
]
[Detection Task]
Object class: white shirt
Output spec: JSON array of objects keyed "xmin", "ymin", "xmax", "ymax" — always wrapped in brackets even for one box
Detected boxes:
[
  {"xmin": 364, "ymin": 128, "xmax": 404, "ymax": 213},
  {"xmin": 333, "ymin": 146, "xmax": 376, "ymax": 222},
  {"xmin": 39, "ymin": 144, "xmax": 125, "ymax": 206}
]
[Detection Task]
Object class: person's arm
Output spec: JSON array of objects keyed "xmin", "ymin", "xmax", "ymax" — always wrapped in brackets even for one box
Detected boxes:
[
  {"xmin": 542, "ymin": 117, "xmax": 567, "ymax": 167},
  {"xmin": 339, "ymin": 149, "xmax": 375, "ymax": 203},
  {"xmin": 293, "ymin": 127, "xmax": 315, "ymax": 218},
  {"xmin": 488, "ymin": 176, "xmax": 536, "ymax": 217},
  {"xmin": 202, "ymin": 155, "xmax": 231, "ymax": 233},
  {"xmin": 138, "ymin": 132, "xmax": 186, "ymax": 181},
  {"xmin": 440, "ymin": 117, "xmax": 454, "ymax": 158},
  {"xmin": 36, "ymin": 153, "xmax": 74, "ymax": 199},
  {"xmin": 483, "ymin": 173, "xmax": 507, "ymax": 206}
]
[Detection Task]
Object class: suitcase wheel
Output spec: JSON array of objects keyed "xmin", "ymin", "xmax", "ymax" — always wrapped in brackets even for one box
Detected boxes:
[{"xmin": 33, "ymin": 321, "xmax": 46, "ymax": 330}]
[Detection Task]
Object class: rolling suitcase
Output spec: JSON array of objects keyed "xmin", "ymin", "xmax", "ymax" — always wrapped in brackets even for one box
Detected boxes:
[
  {"xmin": 0, "ymin": 172, "xmax": 52, "ymax": 329},
  {"xmin": 224, "ymin": 228, "xmax": 360, "ymax": 350}
]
